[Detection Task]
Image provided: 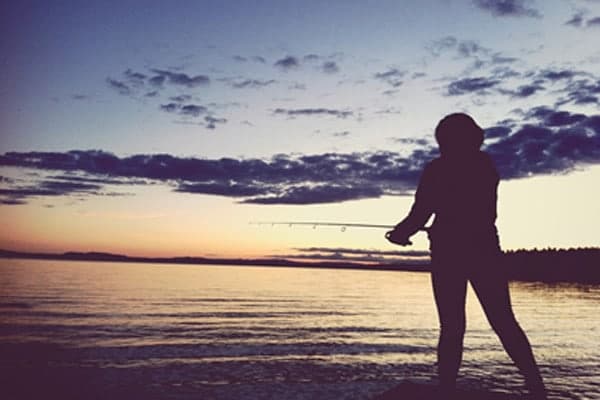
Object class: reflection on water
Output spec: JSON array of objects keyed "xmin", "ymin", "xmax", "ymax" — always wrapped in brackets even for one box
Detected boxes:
[{"xmin": 0, "ymin": 259, "xmax": 598, "ymax": 399}]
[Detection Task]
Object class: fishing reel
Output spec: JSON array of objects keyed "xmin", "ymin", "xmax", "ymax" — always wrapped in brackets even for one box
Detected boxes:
[{"xmin": 385, "ymin": 229, "xmax": 412, "ymax": 246}]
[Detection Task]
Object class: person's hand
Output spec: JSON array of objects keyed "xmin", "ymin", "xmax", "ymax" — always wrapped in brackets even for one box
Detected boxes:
[{"xmin": 385, "ymin": 229, "xmax": 412, "ymax": 246}]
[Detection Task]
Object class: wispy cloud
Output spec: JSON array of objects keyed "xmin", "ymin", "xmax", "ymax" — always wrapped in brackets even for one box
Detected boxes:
[
  {"xmin": 374, "ymin": 68, "xmax": 405, "ymax": 87},
  {"xmin": 231, "ymin": 79, "xmax": 276, "ymax": 89},
  {"xmin": 274, "ymin": 55, "xmax": 300, "ymax": 71},
  {"xmin": 106, "ymin": 78, "xmax": 131, "ymax": 95},
  {"xmin": 150, "ymin": 69, "xmax": 210, "ymax": 88},
  {"xmin": 447, "ymin": 76, "xmax": 501, "ymax": 95},
  {"xmin": 321, "ymin": 61, "xmax": 340, "ymax": 74},
  {"xmin": 273, "ymin": 108, "xmax": 354, "ymax": 119},
  {"xmin": 473, "ymin": 0, "xmax": 541, "ymax": 18}
]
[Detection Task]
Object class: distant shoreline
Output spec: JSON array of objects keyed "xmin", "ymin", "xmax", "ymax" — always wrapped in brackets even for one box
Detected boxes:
[
  {"xmin": 0, "ymin": 248, "xmax": 429, "ymax": 273},
  {"xmin": 1, "ymin": 248, "xmax": 598, "ymax": 284}
]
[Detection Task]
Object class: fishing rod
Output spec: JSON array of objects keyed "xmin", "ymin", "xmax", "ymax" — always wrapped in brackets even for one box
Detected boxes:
[
  {"xmin": 250, "ymin": 221, "xmax": 430, "ymax": 245},
  {"xmin": 250, "ymin": 221, "xmax": 395, "ymax": 232}
]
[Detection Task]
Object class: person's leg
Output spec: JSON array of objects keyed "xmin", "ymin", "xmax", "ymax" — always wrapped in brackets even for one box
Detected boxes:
[
  {"xmin": 470, "ymin": 268, "xmax": 547, "ymax": 399},
  {"xmin": 431, "ymin": 266, "xmax": 468, "ymax": 391}
]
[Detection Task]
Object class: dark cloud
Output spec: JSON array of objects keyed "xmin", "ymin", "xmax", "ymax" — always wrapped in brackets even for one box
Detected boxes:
[
  {"xmin": 204, "ymin": 116, "xmax": 227, "ymax": 129},
  {"xmin": 124, "ymin": 69, "xmax": 147, "ymax": 82},
  {"xmin": 321, "ymin": 61, "xmax": 339, "ymax": 74},
  {"xmin": 149, "ymin": 75, "xmax": 166, "ymax": 87},
  {"xmin": 159, "ymin": 103, "xmax": 207, "ymax": 117},
  {"xmin": 0, "ymin": 178, "xmax": 103, "ymax": 205},
  {"xmin": 484, "ymin": 126, "xmax": 512, "ymax": 139},
  {"xmin": 160, "ymin": 103, "xmax": 180, "ymax": 113},
  {"xmin": 181, "ymin": 104, "xmax": 208, "ymax": 117},
  {"xmin": 558, "ymin": 78, "xmax": 600, "ymax": 105},
  {"xmin": 565, "ymin": 13, "xmax": 585, "ymax": 27},
  {"xmin": 302, "ymin": 54, "xmax": 320, "ymax": 62},
  {"xmin": 274, "ymin": 56, "xmax": 300, "ymax": 71},
  {"xmin": 231, "ymin": 79, "xmax": 276, "ymax": 89},
  {"xmin": 72, "ymin": 94, "xmax": 89, "ymax": 100},
  {"xmin": 170, "ymin": 95, "xmax": 192, "ymax": 102},
  {"xmin": 2, "ymin": 109, "xmax": 599, "ymax": 205},
  {"xmin": 588, "ymin": 16, "xmax": 600, "ymax": 26},
  {"xmin": 506, "ymin": 83, "xmax": 545, "ymax": 98},
  {"xmin": 333, "ymin": 131, "xmax": 351, "ymax": 137},
  {"xmin": 106, "ymin": 78, "xmax": 131, "ymax": 95},
  {"xmin": 473, "ymin": 0, "xmax": 541, "ymax": 18},
  {"xmin": 150, "ymin": 69, "xmax": 210, "ymax": 88},
  {"xmin": 447, "ymin": 76, "xmax": 500, "ymax": 95},
  {"xmin": 244, "ymin": 185, "xmax": 383, "ymax": 205},
  {"xmin": 145, "ymin": 91, "xmax": 159, "ymax": 97},
  {"xmin": 457, "ymin": 40, "xmax": 486, "ymax": 57},
  {"xmin": 251, "ymin": 56, "xmax": 267, "ymax": 63},
  {"xmin": 538, "ymin": 69, "xmax": 577, "ymax": 81},
  {"xmin": 428, "ymin": 36, "xmax": 458, "ymax": 57},
  {"xmin": 273, "ymin": 108, "xmax": 353, "ymax": 119},
  {"xmin": 524, "ymin": 106, "xmax": 587, "ymax": 127},
  {"xmin": 0, "ymin": 150, "xmax": 429, "ymax": 205},
  {"xmin": 232, "ymin": 55, "xmax": 247, "ymax": 62},
  {"xmin": 485, "ymin": 110, "xmax": 600, "ymax": 179},
  {"xmin": 374, "ymin": 68, "xmax": 405, "ymax": 87},
  {"xmin": 296, "ymin": 247, "xmax": 430, "ymax": 257}
]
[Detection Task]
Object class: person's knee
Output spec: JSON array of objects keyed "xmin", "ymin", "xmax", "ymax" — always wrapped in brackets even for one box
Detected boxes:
[
  {"xmin": 440, "ymin": 319, "xmax": 466, "ymax": 340},
  {"xmin": 488, "ymin": 314, "xmax": 522, "ymax": 337}
]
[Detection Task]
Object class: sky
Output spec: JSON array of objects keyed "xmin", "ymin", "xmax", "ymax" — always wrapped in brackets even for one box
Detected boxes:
[{"xmin": 1, "ymin": 0, "xmax": 599, "ymax": 261}]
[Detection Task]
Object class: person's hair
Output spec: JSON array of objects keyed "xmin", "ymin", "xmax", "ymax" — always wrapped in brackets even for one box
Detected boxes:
[{"xmin": 435, "ymin": 113, "xmax": 484, "ymax": 155}]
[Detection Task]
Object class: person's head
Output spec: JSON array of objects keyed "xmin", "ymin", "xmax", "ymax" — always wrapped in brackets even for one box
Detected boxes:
[{"xmin": 435, "ymin": 113, "xmax": 484, "ymax": 157}]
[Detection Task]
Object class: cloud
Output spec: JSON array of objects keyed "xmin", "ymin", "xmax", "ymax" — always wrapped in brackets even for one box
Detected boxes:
[
  {"xmin": 149, "ymin": 75, "xmax": 166, "ymax": 87},
  {"xmin": 0, "ymin": 150, "xmax": 430, "ymax": 205},
  {"xmin": 447, "ymin": 76, "xmax": 500, "ymax": 95},
  {"xmin": 485, "ymin": 110, "xmax": 600, "ymax": 179},
  {"xmin": 565, "ymin": 12, "xmax": 585, "ymax": 27},
  {"xmin": 150, "ymin": 69, "xmax": 210, "ymax": 88},
  {"xmin": 558, "ymin": 78, "xmax": 600, "ymax": 105},
  {"xmin": 504, "ymin": 83, "xmax": 545, "ymax": 98},
  {"xmin": 231, "ymin": 79, "xmax": 276, "ymax": 89},
  {"xmin": 428, "ymin": 36, "xmax": 458, "ymax": 57},
  {"xmin": 251, "ymin": 56, "xmax": 267, "ymax": 63},
  {"xmin": 106, "ymin": 78, "xmax": 131, "ymax": 95},
  {"xmin": 2, "ymin": 109, "xmax": 599, "ymax": 205},
  {"xmin": 181, "ymin": 104, "xmax": 208, "ymax": 117},
  {"xmin": 296, "ymin": 247, "xmax": 430, "ymax": 257},
  {"xmin": 321, "ymin": 61, "xmax": 339, "ymax": 74},
  {"xmin": 159, "ymin": 103, "xmax": 208, "ymax": 117},
  {"xmin": 473, "ymin": 0, "xmax": 541, "ymax": 18},
  {"xmin": 170, "ymin": 95, "xmax": 192, "ymax": 102},
  {"xmin": 588, "ymin": 16, "xmax": 600, "ymax": 26},
  {"xmin": 374, "ymin": 68, "xmax": 405, "ymax": 87},
  {"xmin": 303, "ymin": 54, "xmax": 320, "ymax": 62},
  {"xmin": 204, "ymin": 116, "xmax": 227, "ymax": 129},
  {"xmin": 275, "ymin": 247, "xmax": 431, "ymax": 264},
  {"xmin": 538, "ymin": 69, "xmax": 577, "ymax": 81},
  {"xmin": 274, "ymin": 56, "xmax": 300, "ymax": 71},
  {"xmin": 0, "ymin": 178, "xmax": 103, "ymax": 205},
  {"xmin": 333, "ymin": 131, "xmax": 351, "ymax": 137},
  {"xmin": 244, "ymin": 185, "xmax": 384, "ymax": 205},
  {"xmin": 273, "ymin": 108, "xmax": 353, "ymax": 119}
]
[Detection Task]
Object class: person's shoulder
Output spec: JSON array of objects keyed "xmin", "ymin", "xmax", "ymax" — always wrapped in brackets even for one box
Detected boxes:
[{"xmin": 477, "ymin": 151, "xmax": 500, "ymax": 179}]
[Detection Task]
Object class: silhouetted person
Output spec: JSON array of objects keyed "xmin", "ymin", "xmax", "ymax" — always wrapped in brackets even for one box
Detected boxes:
[{"xmin": 386, "ymin": 113, "xmax": 547, "ymax": 399}]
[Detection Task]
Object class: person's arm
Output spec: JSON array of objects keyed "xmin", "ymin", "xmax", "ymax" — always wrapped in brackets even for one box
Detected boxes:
[{"xmin": 386, "ymin": 163, "xmax": 435, "ymax": 245}]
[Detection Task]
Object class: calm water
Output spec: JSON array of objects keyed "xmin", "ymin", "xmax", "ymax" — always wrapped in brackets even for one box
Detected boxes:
[{"xmin": 0, "ymin": 259, "xmax": 598, "ymax": 399}]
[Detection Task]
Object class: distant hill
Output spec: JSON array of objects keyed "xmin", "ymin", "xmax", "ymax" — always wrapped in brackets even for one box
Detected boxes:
[{"xmin": 1, "ymin": 247, "xmax": 598, "ymax": 284}]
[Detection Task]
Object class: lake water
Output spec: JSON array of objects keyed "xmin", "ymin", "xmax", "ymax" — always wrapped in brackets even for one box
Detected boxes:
[{"xmin": 0, "ymin": 259, "xmax": 598, "ymax": 399}]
